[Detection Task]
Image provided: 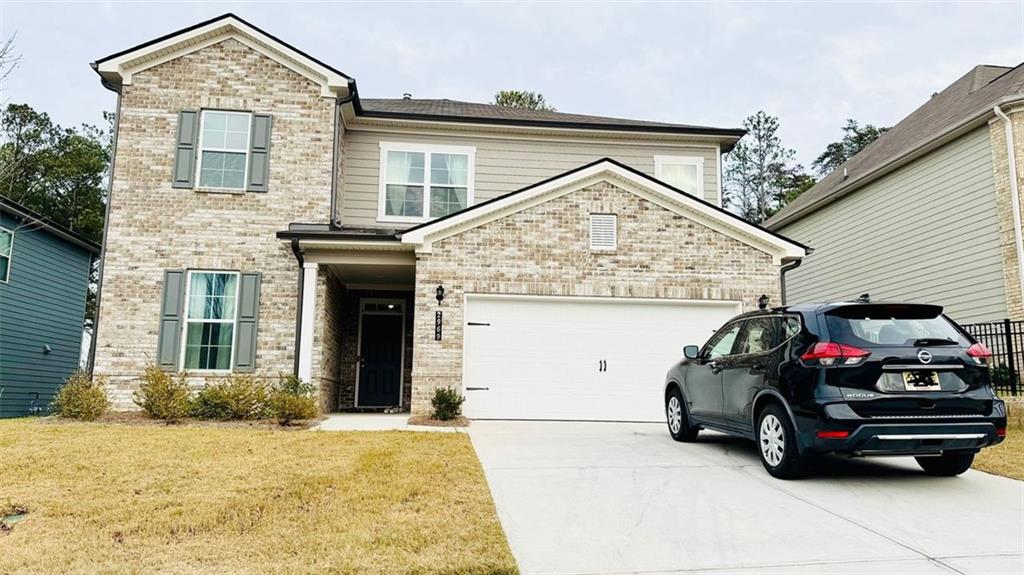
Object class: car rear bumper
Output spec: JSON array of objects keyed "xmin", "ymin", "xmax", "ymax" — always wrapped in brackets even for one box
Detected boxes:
[{"xmin": 798, "ymin": 401, "xmax": 1006, "ymax": 455}]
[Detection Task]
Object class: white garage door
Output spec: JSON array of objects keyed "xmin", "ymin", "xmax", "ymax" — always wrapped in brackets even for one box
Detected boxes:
[{"xmin": 462, "ymin": 295, "xmax": 740, "ymax": 421}]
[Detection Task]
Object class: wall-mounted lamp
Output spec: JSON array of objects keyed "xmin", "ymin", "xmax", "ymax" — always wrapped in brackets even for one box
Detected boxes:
[
  {"xmin": 757, "ymin": 294, "xmax": 769, "ymax": 310},
  {"xmin": 435, "ymin": 285, "xmax": 446, "ymax": 304}
]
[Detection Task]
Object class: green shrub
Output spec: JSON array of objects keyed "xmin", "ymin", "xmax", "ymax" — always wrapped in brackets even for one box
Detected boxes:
[
  {"xmin": 133, "ymin": 366, "xmax": 192, "ymax": 422},
  {"xmin": 430, "ymin": 387, "xmax": 464, "ymax": 421},
  {"xmin": 991, "ymin": 364, "xmax": 1011, "ymax": 387},
  {"xmin": 52, "ymin": 371, "xmax": 109, "ymax": 421},
  {"xmin": 191, "ymin": 374, "xmax": 268, "ymax": 420},
  {"xmin": 268, "ymin": 374, "xmax": 319, "ymax": 425}
]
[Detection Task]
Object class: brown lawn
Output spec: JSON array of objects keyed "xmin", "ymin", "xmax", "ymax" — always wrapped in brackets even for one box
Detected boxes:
[
  {"xmin": 974, "ymin": 400, "xmax": 1024, "ymax": 481},
  {"xmin": 0, "ymin": 419, "xmax": 517, "ymax": 574}
]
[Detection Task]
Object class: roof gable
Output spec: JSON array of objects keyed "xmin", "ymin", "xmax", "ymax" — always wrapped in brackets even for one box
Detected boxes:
[
  {"xmin": 400, "ymin": 159, "xmax": 807, "ymax": 264},
  {"xmin": 92, "ymin": 13, "xmax": 352, "ymax": 98}
]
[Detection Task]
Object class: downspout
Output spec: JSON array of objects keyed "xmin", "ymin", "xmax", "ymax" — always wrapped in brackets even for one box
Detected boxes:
[
  {"xmin": 87, "ymin": 78, "xmax": 122, "ymax": 373},
  {"xmin": 994, "ymin": 105, "xmax": 1024, "ymax": 309},
  {"xmin": 779, "ymin": 256, "xmax": 808, "ymax": 305},
  {"xmin": 290, "ymin": 238, "xmax": 305, "ymax": 375},
  {"xmin": 330, "ymin": 80, "xmax": 359, "ymax": 229}
]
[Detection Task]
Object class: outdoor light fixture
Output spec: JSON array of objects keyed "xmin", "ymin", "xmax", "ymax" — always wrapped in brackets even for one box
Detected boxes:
[
  {"xmin": 758, "ymin": 294, "xmax": 769, "ymax": 309},
  {"xmin": 436, "ymin": 285, "xmax": 445, "ymax": 304}
]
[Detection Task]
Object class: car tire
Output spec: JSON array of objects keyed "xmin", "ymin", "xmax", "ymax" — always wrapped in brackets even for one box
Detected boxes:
[
  {"xmin": 915, "ymin": 452, "xmax": 975, "ymax": 477},
  {"xmin": 666, "ymin": 387, "xmax": 699, "ymax": 442},
  {"xmin": 757, "ymin": 404, "xmax": 806, "ymax": 479}
]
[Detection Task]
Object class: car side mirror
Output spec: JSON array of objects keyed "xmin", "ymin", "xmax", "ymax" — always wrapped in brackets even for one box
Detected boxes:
[{"xmin": 682, "ymin": 345, "xmax": 700, "ymax": 360}]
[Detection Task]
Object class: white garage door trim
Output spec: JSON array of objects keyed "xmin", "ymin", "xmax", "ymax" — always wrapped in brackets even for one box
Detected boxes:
[{"xmin": 462, "ymin": 294, "xmax": 742, "ymax": 422}]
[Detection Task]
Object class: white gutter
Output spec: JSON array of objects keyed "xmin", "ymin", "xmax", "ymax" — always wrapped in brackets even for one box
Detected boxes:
[{"xmin": 993, "ymin": 104, "xmax": 1024, "ymax": 308}]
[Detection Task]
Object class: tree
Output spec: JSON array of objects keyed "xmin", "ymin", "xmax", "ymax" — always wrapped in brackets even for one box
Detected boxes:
[
  {"xmin": 0, "ymin": 34, "xmax": 20, "ymax": 86},
  {"xmin": 493, "ymin": 90, "xmax": 556, "ymax": 111},
  {"xmin": 724, "ymin": 111, "xmax": 807, "ymax": 223},
  {"xmin": 812, "ymin": 119, "xmax": 889, "ymax": 176},
  {"xmin": 0, "ymin": 103, "xmax": 113, "ymax": 328}
]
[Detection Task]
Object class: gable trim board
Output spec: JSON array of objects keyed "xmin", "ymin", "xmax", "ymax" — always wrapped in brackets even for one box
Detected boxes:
[
  {"xmin": 92, "ymin": 13, "xmax": 352, "ymax": 98},
  {"xmin": 400, "ymin": 158, "xmax": 808, "ymax": 264}
]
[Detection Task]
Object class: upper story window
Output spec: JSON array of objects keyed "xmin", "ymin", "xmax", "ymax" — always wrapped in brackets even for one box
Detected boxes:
[
  {"xmin": 654, "ymin": 155, "xmax": 704, "ymax": 198},
  {"xmin": 0, "ymin": 227, "xmax": 12, "ymax": 282},
  {"xmin": 197, "ymin": 111, "xmax": 252, "ymax": 190},
  {"xmin": 181, "ymin": 270, "xmax": 240, "ymax": 371},
  {"xmin": 378, "ymin": 142, "xmax": 475, "ymax": 223}
]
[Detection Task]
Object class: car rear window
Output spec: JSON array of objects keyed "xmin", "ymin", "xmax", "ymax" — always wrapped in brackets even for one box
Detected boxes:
[{"xmin": 824, "ymin": 304, "xmax": 969, "ymax": 348}]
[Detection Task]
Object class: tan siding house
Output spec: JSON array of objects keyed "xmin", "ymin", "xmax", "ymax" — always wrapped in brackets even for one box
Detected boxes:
[
  {"xmin": 767, "ymin": 64, "xmax": 1024, "ymax": 326},
  {"xmin": 89, "ymin": 14, "xmax": 807, "ymax": 418}
]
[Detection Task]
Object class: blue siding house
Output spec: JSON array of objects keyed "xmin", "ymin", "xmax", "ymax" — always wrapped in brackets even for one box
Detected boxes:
[{"xmin": 0, "ymin": 196, "xmax": 99, "ymax": 417}]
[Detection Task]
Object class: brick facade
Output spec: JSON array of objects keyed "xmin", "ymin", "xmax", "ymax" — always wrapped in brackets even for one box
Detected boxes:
[
  {"xmin": 93, "ymin": 38, "xmax": 335, "ymax": 407},
  {"xmin": 409, "ymin": 180, "xmax": 781, "ymax": 415},
  {"xmin": 989, "ymin": 110, "xmax": 1024, "ymax": 321}
]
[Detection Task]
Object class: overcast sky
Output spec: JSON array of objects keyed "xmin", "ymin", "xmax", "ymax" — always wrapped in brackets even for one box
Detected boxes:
[{"xmin": 2, "ymin": 1, "xmax": 1023, "ymax": 168}]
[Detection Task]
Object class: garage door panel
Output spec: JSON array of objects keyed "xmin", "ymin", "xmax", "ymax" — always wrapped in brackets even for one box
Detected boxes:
[{"xmin": 463, "ymin": 296, "xmax": 739, "ymax": 422}]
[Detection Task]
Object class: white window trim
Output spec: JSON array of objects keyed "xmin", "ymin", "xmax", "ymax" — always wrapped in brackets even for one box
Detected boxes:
[
  {"xmin": 195, "ymin": 110, "xmax": 252, "ymax": 192},
  {"xmin": 377, "ymin": 141, "xmax": 476, "ymax": 224},
  {"xmin": 654, "ymin": 155, "xmax": 705, "ymax": 199},
  {"xmin": 179, "ymin": 269, "xmax": 241, "ymax": 373},
  {"xmin": 0, "ymin": 226, "xmax": 13, "ymax": 284}
]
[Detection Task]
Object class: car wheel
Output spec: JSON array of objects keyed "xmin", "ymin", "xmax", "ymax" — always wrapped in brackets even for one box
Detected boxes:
[
  {"xmin": 666, "ymin": 387, "xmax": 699, "ymax": 442},
  {"xmin": 757, "ymin": 404, "xmax": 805, "ymax": 479},
  {"xmin": 915, "ymin": 452, "xmax": 975, "ymax": 476}
]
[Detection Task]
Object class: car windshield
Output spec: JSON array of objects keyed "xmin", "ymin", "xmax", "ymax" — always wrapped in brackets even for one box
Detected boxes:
[{"xmin": 825, "ymin": 304, "xmax": 969, "ymax": 348}]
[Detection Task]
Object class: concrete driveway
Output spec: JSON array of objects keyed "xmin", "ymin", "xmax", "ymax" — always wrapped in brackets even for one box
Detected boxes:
[{"xmin": 469, "ymin": 421, "xmax": 1023, "ymax": 575}]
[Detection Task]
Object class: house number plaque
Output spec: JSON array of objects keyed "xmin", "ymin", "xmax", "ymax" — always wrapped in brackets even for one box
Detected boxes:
[{"xmin": 434, "ymin": 311, "xmax": 443, "ymax": 341}]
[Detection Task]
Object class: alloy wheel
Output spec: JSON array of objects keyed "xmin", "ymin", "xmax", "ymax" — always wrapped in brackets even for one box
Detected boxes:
[
  {"xmin": 760, "ymin": 414, "xmax": 785, "ymax": 466},
  {"xmin": 667, "ymin": 396, "xmax": 683, "ymax": 434}
]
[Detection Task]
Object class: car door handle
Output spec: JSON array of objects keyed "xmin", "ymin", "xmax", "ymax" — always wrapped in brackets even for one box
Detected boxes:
[
  {"xmin": 709, "ymin": 361, "xmax": 722, "ymax": 374},
  {"xmin": 751, "ymin": 362, "xmax": 765, "ymax": 371}
]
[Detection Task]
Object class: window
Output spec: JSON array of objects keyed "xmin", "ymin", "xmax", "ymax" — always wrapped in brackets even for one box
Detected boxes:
[
  {"xmin": 197, "ymin": 111, "xmax": 251, "ymax": 189},
  {"xmin": 0, "ymin": 227, "xmax": 12, "ymax": 282},
  {"xmin": 655, "ymin": 155, "xmax": 704, "ymax": 197},
  {"xmin": 736, "ymin": 317, "xmax": 778, "ymax": 355},
  {"xmin": 379, "ymin": 143, "xmax": 475, "ymax": 222},
  {"xmin": 181, "ymin": 271, "xmax": 240, "ymax": 371},
  {"xmin": 590, "ymin": 214, "xmax": 617, "ymax": 250},
  {"xmin": 704, "ymin": 321, "xmax": 742, "ymax": 359}
]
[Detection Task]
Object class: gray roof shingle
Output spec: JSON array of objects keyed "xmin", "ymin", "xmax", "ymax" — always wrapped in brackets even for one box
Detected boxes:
[
  {"xmin": 358, "ymin": 98, "xmax": 746, "ymax": 140},
  {"xmin": 766, "ymin": 63, "xmax": 1024, "ymax": 229}
]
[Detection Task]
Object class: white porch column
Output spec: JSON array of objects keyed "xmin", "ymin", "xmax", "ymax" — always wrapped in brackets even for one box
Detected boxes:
[{"xmin": 297, "ymin": 262, "xmax": 318, "ymax": 383}]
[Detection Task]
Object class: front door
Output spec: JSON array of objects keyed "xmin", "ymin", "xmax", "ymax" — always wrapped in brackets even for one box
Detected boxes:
[{"xmin": 356, "ymin": 303, "xmax": 404, "ymax": 408}]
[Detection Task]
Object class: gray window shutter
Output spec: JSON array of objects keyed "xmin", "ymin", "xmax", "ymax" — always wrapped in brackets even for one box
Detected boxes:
[
  {"xmin": 233, "ymin": 272, "xmax": 262, "ymax": 372},
  {"xmin": 172, "ymin": 111, "xmax": 200, "ymax": 189},
  {"xmin": 246, "ymin": 114, "xmax": 272, "ymax": 193},
  {"xmin": 156, "ymin": 270, "xmax": 186, "ymax": 371}
]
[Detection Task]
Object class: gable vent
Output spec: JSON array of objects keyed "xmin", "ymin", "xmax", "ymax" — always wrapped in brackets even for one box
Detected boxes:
[{"xmin": 590, "ymin": 214, "xmax": 617, "ymax": 250}]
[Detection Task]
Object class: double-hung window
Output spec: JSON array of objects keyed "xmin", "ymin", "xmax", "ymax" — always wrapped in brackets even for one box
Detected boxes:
[
  {"xmin": 0, "ymin": 227, "xmax": 12, "ymax": 282},
  {"xmin": 654, "ymin": 155, "xmax": 704, "ymax": 198},
  {"xmin": 197, "ymin": 111, "xmax": 251, "ymax": 190},
  {"xmin": 379, "ymin": 143, "xmax": 475, "ymax": 222},
  {"xmin": 181, "ymin": 270, "xmax": 240, "ymax": 371}
]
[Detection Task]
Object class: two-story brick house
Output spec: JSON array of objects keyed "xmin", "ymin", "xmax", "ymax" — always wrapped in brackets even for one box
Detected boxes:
[{"xmin": 89, "ymin": 13, "xmax": 806, "ymax": 421}]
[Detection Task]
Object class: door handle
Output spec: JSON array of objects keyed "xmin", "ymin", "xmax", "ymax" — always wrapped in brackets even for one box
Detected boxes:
[
  {"xmin": 709, "ymin": 361, "xmax": 722, "ymax": 374},
  {"xmin": 751, "ymin": 362, "xmax": 765, "ymax": 371},
  {"xmin": 598, "ymin": 360, "xmax": 607, "ymax": 372}
]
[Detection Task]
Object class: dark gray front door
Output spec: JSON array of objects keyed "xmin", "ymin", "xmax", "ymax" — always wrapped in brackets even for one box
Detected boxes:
[{"xmin": 357, "ymin": 314, "xmax": 403, "ymax": 407}]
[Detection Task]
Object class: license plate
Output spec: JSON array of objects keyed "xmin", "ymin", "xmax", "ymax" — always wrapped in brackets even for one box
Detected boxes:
[{"xmin": 903, "ymin": 371, "xmax": 940, "ymax": 391}]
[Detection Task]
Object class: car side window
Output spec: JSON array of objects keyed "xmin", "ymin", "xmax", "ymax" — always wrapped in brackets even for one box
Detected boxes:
[
  {"xmin": 704, "ymin": 322, "xmax": 743, "ymax": 359},
  {"xmin": 782, "ymin": 316, "xmax": 801, "ymax": 340},
  {"xmin": 736, "ymin": 316, "xmax": 777, "ymax": 355}
]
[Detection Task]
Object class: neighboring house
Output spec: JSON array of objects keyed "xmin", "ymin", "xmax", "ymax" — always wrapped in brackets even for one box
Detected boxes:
[
  {"xmin": 0, "ymin": 196, "xmax": 99, "ymax": 418},
  {"xmin": 89, "ymin": 14, "xmax": 807, "ymax": 421},
  {"xmin": 766, "ymin": 64, "xmax": 1024, "ymax": 326}
]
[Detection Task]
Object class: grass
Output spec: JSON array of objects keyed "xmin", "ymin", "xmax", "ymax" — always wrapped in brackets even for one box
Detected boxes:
[
  {"xmin": 0, "ymin": 419, "xmax": 517, "ymax": 575},
  {"xmin": 974, "ymin": 400, "xmax": 1024, "ymax": 481}
]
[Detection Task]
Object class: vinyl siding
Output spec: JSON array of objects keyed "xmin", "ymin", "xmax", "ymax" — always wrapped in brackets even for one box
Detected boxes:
[
  {"xmin": 339, "ymin": 127, "xmax": 720, "ymax": 228},
  {"xmin": 778, "ymin": 126, "xmax": 1006, "ymax": 324},
  {"xmin": 0, "ymin": 212, "xmax": 92, "ymax": 417}
]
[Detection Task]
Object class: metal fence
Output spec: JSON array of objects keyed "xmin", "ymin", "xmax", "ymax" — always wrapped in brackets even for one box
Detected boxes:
[{"xmin": 962, "ymin": 319, "xmax": 1022, "ymax": 395}]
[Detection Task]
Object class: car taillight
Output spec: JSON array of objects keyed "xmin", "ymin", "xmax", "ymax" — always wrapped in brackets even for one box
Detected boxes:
[
  {"xmin": 966, "ymin": 343, "xmax": 992, "ymax": 366},
  {"xmin": 800, "ymin": 342, "xmax": 871, "ymax": 366},
  {"xmin": 996, "ymin": 427, "xmax": 1007, "ymax": 438}
]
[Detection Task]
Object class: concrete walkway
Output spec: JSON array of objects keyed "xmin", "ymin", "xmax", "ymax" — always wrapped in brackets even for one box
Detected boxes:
[
  {"xmin": 469, "ymin": 420, "xmax": 1024, "ymax": 575},
  {"xmin": 311, "ymin": 413, "xmax": 462, "ymax": 432}
]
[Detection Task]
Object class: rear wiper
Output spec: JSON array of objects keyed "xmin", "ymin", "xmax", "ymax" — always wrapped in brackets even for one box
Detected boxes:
[{"xmin": 913, "ymin": 337, "xmax": 959, "ymax": 346}]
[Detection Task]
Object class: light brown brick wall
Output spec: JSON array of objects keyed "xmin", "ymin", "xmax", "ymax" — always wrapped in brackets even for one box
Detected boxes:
[
  {"xmin": 989, "ymin": 110, "xmax": 1024, "ymax": 321},
  {"xmin": 93, "ymin": 38, "xmax": 335, "ymax": 408},
  {"xmin": 410, "ymin": 180, "xmax": 781, "ymax": 415}
]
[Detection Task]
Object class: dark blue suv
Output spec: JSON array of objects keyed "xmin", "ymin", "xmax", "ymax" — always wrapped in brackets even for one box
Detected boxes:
[{"xmin": 664, "ymin": 301, "xmax": 1007, "ymax": 479}]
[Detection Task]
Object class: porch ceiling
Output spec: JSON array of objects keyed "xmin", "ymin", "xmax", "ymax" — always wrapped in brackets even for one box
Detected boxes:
[{"xmin": 326, "ymin": 262, "xmax": 414, "ymax": 289}]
